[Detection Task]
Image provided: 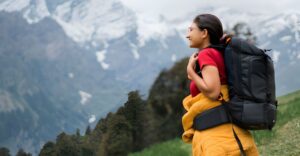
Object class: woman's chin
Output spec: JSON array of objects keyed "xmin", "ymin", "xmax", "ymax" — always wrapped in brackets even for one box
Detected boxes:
[{"xmin": 189, "ymin": 44, "xmax": 197, "ymax": 48}]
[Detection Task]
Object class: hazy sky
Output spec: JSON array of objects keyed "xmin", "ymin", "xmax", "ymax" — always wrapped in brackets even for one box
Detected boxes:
[{"xmin": 120, "ymin": 0, "xmax": 299, "ymax": 20}]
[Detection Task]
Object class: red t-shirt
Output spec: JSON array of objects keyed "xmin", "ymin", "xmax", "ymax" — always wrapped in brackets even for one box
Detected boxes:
[{"xmin": 190, "ymin": 48, "xmax": 227, "ymax": 97}]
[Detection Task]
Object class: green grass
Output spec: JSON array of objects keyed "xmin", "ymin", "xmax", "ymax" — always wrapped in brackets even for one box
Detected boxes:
[
  {"xmin": 255, "ymin": 92, "xmax": 300, "ymax": 156},
  {"xmin": 129, "ymin": 138, "xmax": 191, "ymax": 156},
  {"xmin": 130, "ymin": 90, "xmax": 300, "ymax": 156},
  {"xmin": 277, "ymin": 90, "xmax": 300, "ymax": 105}
]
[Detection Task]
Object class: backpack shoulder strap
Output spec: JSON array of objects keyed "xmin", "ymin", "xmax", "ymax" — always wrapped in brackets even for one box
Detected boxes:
[{"xmin": 208, "ymin": 35, "xmax": 232, "ymax": 52}]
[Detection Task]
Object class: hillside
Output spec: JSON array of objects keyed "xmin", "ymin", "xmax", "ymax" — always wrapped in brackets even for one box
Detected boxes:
[
  {"xmin": 257, "ymin": 90, "xmax": 300, "ymax": 155},
  {"xmin": 130, "ymin": 90, "xmax": 300, "ymax": 156},
  {"xmin": 5, "ymin": 57, "xmax": 188, "ymax": 156}
]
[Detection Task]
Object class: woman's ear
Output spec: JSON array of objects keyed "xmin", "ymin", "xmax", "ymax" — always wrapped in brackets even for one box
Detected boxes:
[{"xmin": 202, "ymin": 29, "xmax": 209, "ymax": 38}]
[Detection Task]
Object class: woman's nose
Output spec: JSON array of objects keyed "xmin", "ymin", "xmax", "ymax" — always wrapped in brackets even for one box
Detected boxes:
[{"xmin": 186, "ymin": 33, "xmax": 190, "ymax": 39}]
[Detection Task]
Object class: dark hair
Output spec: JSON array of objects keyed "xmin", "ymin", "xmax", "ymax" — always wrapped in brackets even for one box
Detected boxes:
[{"xmin": 193, "ymin": 14, "xmax": 223, "ymax": 45}]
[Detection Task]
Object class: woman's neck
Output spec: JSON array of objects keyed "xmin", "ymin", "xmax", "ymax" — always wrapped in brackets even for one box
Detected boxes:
[{"xmin": 198, "ymin": 41, "xmax": 211, "ymax": 51}]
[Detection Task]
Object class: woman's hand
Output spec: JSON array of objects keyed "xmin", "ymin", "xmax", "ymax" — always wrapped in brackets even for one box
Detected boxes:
[{"xmin": 187, "ymin": 52, "xmax": 198, "ymax": 79}]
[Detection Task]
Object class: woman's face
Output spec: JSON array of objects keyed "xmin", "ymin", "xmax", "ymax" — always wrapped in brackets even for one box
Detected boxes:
[{"xmin": 186, "ymin": 22, "xmax": 206, "ymax": 48}]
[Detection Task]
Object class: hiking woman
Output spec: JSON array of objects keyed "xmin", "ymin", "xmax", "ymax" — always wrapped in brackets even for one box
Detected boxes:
[{"xmin": 182, "ymin": 14, "xmax": 259, "ymax": 156}]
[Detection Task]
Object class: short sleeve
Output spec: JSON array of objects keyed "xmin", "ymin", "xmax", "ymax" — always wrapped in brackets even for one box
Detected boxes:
[{"xmin": 198, "ymin": 49, "xmax": 217, "ymax": 70}]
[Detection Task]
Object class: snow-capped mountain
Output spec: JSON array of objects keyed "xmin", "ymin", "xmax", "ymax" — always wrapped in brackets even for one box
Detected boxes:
[
  {"xmin": 0, "ymin": 0, "xmax": 190, "ymax": 155},
  {"xmin": 255, "ymin": 11, "xmax": 300, "ymax": 94},
  {"xmin": 0, "ymin": 0, "xmax": 135, "ymax": 42},
  {"xmin": 0, "ymin": 0, "xmax": 299, "ymax": 155},
  {"xmin": 0, "ymin": 0, "xmax": 178, "ymax": 52}
]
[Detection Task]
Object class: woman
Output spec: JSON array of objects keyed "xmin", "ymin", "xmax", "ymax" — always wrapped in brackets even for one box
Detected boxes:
[{"xmin": 182, "ymin": 14, "xmax": 259, "ymax": 156}]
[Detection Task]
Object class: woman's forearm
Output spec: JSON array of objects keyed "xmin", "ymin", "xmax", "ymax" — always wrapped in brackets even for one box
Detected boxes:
[
  {"xmin": 187, "ymin": 65, "xmax": 220, "ymax": 100},
  {"xmin": 188, "ymin": 67, "xmax": 210, "ymax": 92}
]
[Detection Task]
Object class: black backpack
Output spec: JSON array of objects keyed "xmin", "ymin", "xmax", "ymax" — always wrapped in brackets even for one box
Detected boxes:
[
  {"xmin": 226, "ymin": 37, "xmax": 277, "ymax": 129},
  {"xmin": 193, "ymin": 37, "xmax": 277, "ymax": 155}
]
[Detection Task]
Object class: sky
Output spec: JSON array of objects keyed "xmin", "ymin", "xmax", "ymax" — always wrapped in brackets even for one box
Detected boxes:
[{"xmin": 120, "ymin": 0, "xmax": 299, "ymax": 20}]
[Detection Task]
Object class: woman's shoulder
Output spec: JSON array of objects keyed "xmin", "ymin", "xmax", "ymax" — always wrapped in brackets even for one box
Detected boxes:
[{"xmin": 199, "ymin": 48, "xmax": 221, "ymax": 57}]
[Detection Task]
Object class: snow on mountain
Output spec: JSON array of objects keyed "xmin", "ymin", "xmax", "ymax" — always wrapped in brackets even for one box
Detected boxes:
[
  {"xmin": 96, "ymin": 50, "xmax": 110, "ymax": 69},
  {"xmin": 0, "ymin": 0, "xmax": 181, "ymax": 50},
  {"xmin": 1, "ymin": 1, "xmax": 299, "ymax": 57},
  {"xmin": 0, "ymin": 0, "xmax": 185, "ymax": 62},
  {"xmin": 168, "ymin": 7, "xmax": 275, "ymax": 45},
  {"xmin": 0, "ymin": 0, "xmax": 30, "ymax": 12},
  {"xmin": 135, "ymin": 13, "xmax": 177, "ymax": 47},
  {"xmin": 272, "ymin": 50, "xmax": 281, "ymax": 64},
  {"xmin": 280, "ymin": 35, "xmax": 292, "ymax": 44},
  {"xmin": 0, "ymin": 0, "xmax": 50, "ymax": 23},
  {"xmin": 0, "ymin": 0, "xmax": 136, "ymax": 45},
  {"xmin": 23, "ymin": 0, "xmax": 50, "ymax": 24},
  {"xmin": 129, "ymin": 42, "xmax": 140, "ymax": 59},
  {"xmin": 257, "ymin": 11, "xmax": 300, "ymax": 39},
  {"xmin": 173, "ymin": 7, "xmax": 298, "ymax": 44},
  {"xmin": 256, "ymin": 12, "xmax": 299, "ymax": 43},
  {"xmin": 88, "ymin": 114, "xmax": 96, "ymax": 123},
  {"xmin": 79, "ymin": 90, "xmax": 92, "ymax": 105},
  {"xmin": 52, "ymin": 0, "xmax": 136, "ymax": 44},
  {"xmin": 171, "ymin": 54, "xmax": 177, "ymax": 62},
  {"xmin": 0, "ymin": 90, "xmax": 25, "ymax": 112},
  {"xmin": 256, "ymin": 11, "xmax": 300, "ymax": 60},
  {"xmin": 68, "ymin": 72, "xmax": 74, "ymax": 78}
]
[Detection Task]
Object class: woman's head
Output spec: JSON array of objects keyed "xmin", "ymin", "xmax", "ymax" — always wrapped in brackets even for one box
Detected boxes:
[{"xmin": 186, "ymin": 14, "xmax": 223, "ymax": 48}]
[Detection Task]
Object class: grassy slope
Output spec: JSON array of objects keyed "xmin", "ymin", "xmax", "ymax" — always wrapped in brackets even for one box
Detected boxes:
[
  {"xmin": 256, "ymin": 90, "xmax": 300, "ymax": 156},
  {"xmin": 130, "ymin": 90, "xmax": 300, "ymax": 156}
]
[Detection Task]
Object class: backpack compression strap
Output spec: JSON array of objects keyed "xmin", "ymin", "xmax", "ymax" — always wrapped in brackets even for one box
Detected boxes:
[{"xmin": 221, "ymin": 101, "xmax": 246, "ymax": 156}]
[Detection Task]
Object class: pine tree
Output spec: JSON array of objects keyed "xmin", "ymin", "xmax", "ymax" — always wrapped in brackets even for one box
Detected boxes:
[
  {"xmin": 85, "ymin": 125, "xmax": 91, "ymax": 136},
  {"xmin": 0, "ymin": 147, "xmax": 11, "ymax": 156},
  {"xmin": 56, "ymin": 132, "xmax": 81, "ymax": 156},
  {"xmin": 16, "ymin": 149, "xmax": 31, "ymax": 156},
  {"xmin": 105, "ymin": 114, "xmax": 133, "ymax": 156},
  {"xmin": 39, "ymin": 141, "xmax": 56, "ymax": 156},
  {"xmin": 117, "ymin": 91, "xmax": 146, "ymax": 151},
  {"xmin": 146, "ymin": 58, "xmax": 189, "ymax": 143}
]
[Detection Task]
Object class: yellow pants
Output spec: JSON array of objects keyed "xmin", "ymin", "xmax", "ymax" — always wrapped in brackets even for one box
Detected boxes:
[{"xmin": 182, "ymin": 85, "xmax": 259, "ymax": 156}]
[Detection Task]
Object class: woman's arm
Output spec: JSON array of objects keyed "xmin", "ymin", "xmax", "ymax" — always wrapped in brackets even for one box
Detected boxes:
[{"xmin": 187, "ymin": 53, "xmax": 221, "ymax": 100}]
